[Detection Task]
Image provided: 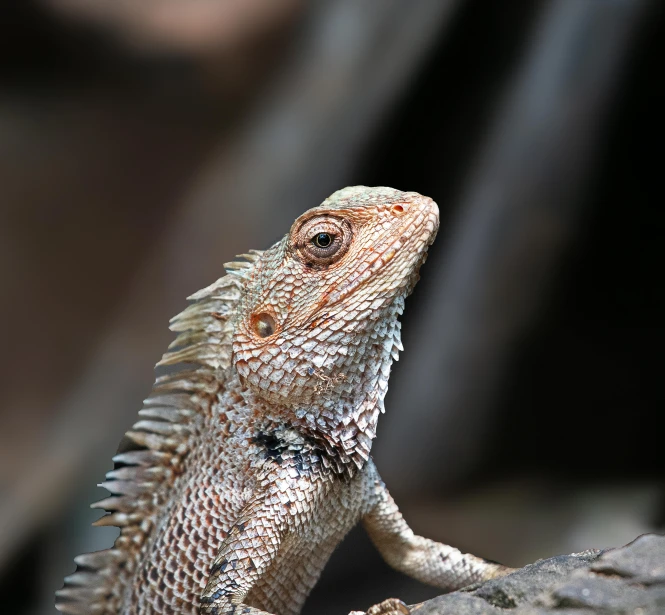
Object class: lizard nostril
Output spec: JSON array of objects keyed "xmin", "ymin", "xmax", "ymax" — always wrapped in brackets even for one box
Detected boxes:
[
  {"xmin": 251, "ymin": 312, "xmax": 277, "ymax": 338},
  {"xmin": 391, "ymin": 204, "xmax": 405, "ymax": 215}
]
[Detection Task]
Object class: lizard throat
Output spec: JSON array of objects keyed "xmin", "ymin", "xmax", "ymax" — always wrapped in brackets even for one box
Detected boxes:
[{"xmin": 241, "ymin": 307, "xmax": 402, "ymax": 470}]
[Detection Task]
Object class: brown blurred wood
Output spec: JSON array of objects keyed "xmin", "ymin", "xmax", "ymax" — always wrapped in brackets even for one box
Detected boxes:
[
  {"xmin": 376, "ymin": 0, "xmax": 651, "ymax": 492},
  {"xmin": 0, "ymin": 0, "xmax": 463, "ymax": 573},
  {"xmin": 45, "ymin": 0, "xmax": 303, "ymax": 54}
]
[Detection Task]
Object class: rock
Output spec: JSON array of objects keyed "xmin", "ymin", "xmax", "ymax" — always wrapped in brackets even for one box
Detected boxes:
[{"xmin": 411, "ymin": 534, "xmax": 665, "ymax": 615}]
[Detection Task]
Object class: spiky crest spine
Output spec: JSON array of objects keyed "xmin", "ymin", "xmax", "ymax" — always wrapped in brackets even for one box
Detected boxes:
[{"xmin": 55, "ymin": 252, "xmax": 263, "ymax": 614}]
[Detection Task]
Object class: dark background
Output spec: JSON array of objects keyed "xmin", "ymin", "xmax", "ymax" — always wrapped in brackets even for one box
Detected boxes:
[{"xmin": 0, "ymin": 1, "xmax": 663, "ymax": 613}]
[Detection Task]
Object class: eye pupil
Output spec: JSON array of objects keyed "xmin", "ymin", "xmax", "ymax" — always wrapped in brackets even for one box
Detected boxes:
[{"xmin": 313, "ymin": 233, "xmax": 332, "ymax": 248}]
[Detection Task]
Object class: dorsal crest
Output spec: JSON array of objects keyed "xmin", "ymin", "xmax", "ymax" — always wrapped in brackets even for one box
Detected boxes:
[{"xmin": 55, "ymin": 253, "xmax": 262, "ymax": 614}]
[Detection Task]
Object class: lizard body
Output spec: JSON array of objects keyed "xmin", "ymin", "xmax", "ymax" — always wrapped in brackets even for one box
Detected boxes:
[{"xmin": 57, "ymin": 186, "xmax": 511, "ymax": 615}]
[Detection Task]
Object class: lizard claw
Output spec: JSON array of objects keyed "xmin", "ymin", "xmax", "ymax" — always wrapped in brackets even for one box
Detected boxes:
[{"xmin": 354, "ymin": 597, "xmax": 409, "ymax": 615}]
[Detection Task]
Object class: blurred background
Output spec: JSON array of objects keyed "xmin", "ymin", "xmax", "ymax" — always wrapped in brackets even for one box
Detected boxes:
[{"xmin": 1, "ymin": 0, "xmax": 663, "ymax": 613}]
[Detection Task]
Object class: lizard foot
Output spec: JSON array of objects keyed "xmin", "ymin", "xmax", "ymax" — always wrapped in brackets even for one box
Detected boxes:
[{"xmin": 349, "ymin": 597, "xmax": 410, "ymax": 615}]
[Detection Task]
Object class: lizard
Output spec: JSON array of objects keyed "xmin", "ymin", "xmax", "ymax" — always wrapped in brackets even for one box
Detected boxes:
[{"xmin": 56, "ymin": 186, "xmax": 512, "ymax": 615}]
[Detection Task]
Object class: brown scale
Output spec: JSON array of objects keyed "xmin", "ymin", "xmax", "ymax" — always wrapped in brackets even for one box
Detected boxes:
[{"xmin": 57, "ymin": 187, "xmax": 513, "ymax": 615}]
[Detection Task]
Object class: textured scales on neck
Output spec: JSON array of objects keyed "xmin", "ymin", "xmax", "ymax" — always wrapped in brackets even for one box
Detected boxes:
[{"xmin": 56, "ymin": 186, "xmax": 439, "ymax": 614}]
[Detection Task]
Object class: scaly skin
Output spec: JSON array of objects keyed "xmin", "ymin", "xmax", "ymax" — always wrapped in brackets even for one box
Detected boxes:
[{"xmin": 56, "ymin": 187, "xmax": 512, "ymax": 615}]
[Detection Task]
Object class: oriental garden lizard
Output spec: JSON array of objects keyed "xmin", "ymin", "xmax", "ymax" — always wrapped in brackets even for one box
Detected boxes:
[{"xmin": 57, "ymin": 186, "xmax": 512, "ymax": 615}]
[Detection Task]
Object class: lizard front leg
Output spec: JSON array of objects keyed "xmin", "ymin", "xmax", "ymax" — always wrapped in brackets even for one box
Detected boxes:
[
  {"xmin": 200, "ymin": 502, "xmax": 281, "ymax": 615},
  {"xmin": 199, "ymin": 451, "xmax": 330, "ymax": 615},
  {"xmin": 361, "ymin": 477, "xmax": 513, "ymax": 606}
]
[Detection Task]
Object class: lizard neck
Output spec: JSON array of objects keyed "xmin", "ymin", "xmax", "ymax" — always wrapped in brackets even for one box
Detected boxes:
[{"xmin": 242, "ymin": 303, "xmax": 403, "ymax": 471}]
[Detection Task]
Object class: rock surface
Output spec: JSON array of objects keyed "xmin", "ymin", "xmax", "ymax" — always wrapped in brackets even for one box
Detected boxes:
[{"xmin": 411, "ymin": 534, "xmax": 665, "ymax": 615}]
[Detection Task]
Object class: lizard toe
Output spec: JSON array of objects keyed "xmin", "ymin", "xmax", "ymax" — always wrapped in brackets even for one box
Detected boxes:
[{"xmin": 366, "ymin": 597, "xmax": 410, "ymax": 615}]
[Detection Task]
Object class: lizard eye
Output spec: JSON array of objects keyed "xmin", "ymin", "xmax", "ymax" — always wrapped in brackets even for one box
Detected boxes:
[
  {"xmin": 313, "ymin": 233, "xmax": 332, "ymax": 248},
  {"xmin": 292, "ymin": 215, "xmax": 352, "ymax": 266}
]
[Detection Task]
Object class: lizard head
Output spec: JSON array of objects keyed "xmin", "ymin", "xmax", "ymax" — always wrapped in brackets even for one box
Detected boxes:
[{"xmin": 232, "ymin": 186, "xmax": 438, "ymax": 455}]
